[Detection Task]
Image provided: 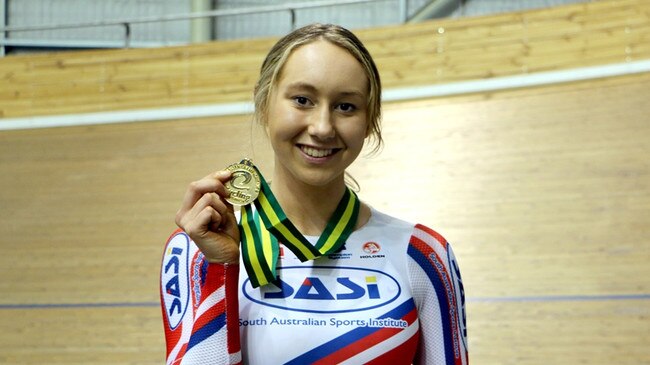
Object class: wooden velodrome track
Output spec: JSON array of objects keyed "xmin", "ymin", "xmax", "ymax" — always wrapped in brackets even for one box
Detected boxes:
[{"xmin": 1, "ymin": 1, "xmax": 649, "ymax": 364}]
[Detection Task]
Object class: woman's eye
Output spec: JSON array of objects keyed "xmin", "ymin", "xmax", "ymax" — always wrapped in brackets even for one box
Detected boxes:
[
  {"xmin": 293, "ymin": 96, "xmax": 311, "ymax": 106},
  {"xmin": 337, "ymin": 103, "xmax": 356, "ymax": 113}
]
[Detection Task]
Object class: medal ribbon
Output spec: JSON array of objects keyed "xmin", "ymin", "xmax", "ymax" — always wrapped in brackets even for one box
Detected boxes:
[{"xmin": 238, "ymin": 164, "xmax": 360, "ymax": 288}]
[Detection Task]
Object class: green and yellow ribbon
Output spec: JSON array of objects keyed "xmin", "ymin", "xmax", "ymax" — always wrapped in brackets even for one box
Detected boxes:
[{"xmin": 238, "ymin": 163, "xmax": 360, "ymax": 288}]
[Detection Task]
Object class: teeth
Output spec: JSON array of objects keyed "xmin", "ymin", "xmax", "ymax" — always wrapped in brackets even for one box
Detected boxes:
[{"xmin": 301, "ymin": 146, "xmax": 335, "ymax": 158}]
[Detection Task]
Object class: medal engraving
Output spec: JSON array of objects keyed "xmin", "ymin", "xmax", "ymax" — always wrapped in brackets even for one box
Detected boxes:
[{"xmin": 224, "ymin": 161, "xmax": 261, "ymax": 206}]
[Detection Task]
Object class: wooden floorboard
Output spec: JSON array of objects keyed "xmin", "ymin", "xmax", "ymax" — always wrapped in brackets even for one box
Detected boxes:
[
  {"xmin": 468, "ymin": 299, "xmax": 650, "ymax": 364},
  {"xmin": 0, "ymin": 306, "xmax": 163, "ymax": 365}
]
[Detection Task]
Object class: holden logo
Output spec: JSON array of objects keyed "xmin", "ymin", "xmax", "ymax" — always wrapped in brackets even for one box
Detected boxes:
[{"xmin": 363, "ymin": 242, "xmax": 381, "ymax": 254}]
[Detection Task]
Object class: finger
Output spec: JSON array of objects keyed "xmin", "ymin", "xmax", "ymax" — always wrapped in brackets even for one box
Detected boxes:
[
  {"xmin": 184, "ymin": 205, "xmax": 222, "ymax": 241},
  {"xmin": 208, "ymin": 193, "xmax": 231, "ymax": 231},
  {"xmin": 205, "ymin": 192, "xmax": 227, "ymax": 215},
  {"xmin": 176, "ymin": 171, "xmax": 232, "ymax": 225},
  {"xmin": 221, "ymin": 208, "xmax": 241, "ymax": 242},
  {"xmin": 187, "ymin": 171, "xmax": 231, "ymax": 203},
  {"xmin": 179, "ymin": 192, "xmax": 227, "ymax": 230}
]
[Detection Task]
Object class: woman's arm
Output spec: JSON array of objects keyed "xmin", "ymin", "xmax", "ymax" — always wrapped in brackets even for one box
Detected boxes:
[
  {"xmin": 161, "ymin": 170, "xmax": 243, "ymax": 364},
  {"xmin": 160, "ymin": 229, "xmax": 241, "ymax": 365},
  {"xmin": 407, "ymin": 224, "xmax": 468, "ymax": 365}
]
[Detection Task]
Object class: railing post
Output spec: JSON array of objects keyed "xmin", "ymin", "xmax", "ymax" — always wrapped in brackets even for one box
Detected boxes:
[
  {"xmin": 191, "ymin": 0, "xmax": 212, "ymax": 43},
  {"xmin": 1, "ymin": 0, "xmax": 6, "ymax": 56},
  {"xmin": 290, "ymin": 9, "xmax": 296, "ymax": 30},
  {"xmin": 123, "ymin": 22, "xmax": 131, "ymax": 48}
]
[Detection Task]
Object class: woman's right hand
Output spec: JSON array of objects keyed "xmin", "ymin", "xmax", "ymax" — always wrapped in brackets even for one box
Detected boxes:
[{"xmin": 175, "ymin": 170, "xmax": 240, "ymax": 264}]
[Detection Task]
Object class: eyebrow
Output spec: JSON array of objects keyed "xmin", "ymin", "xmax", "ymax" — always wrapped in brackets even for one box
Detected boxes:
[
  {"xmin": 285, "ymin": 82, "xmax": 365, "ymax": 99},
  {"xmin": 286, "ymin": 82, "xmax": 318, "ymax": 93}
]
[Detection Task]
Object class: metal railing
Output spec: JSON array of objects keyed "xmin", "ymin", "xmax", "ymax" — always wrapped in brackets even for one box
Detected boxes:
[{"xmin": 0, "ymin": 0, "xmax": 405, "ymax": 51}]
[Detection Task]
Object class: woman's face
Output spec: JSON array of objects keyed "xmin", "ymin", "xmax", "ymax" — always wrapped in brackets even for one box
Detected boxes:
[{"xmin": 266, "ymin": 40, "xmax": 369, "ymax": 188}]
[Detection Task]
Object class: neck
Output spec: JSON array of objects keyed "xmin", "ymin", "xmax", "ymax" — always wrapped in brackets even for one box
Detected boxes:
[{"xmin": 270, "ymin": 166, "xmax": 347, "ymax": 236}]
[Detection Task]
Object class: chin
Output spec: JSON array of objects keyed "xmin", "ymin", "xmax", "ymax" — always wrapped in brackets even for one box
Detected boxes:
[
  {"xmin": 299, "ymin": 172, "xmax": 342, "ymax": 187},
  {"xmin": 292, "ymin": 165, "xmax": 346, "ymax": 188}
]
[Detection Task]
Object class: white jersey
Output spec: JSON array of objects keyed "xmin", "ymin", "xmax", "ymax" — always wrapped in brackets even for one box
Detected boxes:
[{"xmin": 161, "ymin": 208, "xmax": 468, "ymax": 364}]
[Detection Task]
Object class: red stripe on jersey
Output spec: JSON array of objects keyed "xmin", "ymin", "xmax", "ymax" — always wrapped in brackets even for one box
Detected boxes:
[
  {"xmin": 161, "ymin": 308, "xmax": 181, "ymax": 358},
  {"xmin": 414, "ymin": 223, "xmax": 448, "ymax": 249},
  {"xmin": 170, "ymin": 343, "xmax": 187, "ymax": 365},
  {"xmin": 313, "ymin": 308, "xmax": 419, "ymax": 365},
  {"xmin": 224, "ymin": 264, "xmax": 241, "ymax": 359},
  {"xmin": 365, "ymin": 331, "xmax": 420, "ymax": 365},
  {"xmin": 192, "ymin": 298, "xmax": 225, "ymax": 332}
]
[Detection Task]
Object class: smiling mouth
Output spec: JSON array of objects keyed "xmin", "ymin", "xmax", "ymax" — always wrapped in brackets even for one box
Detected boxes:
[{"xmin": 298, "ymin": 144, "xmax": 341, "ymax": 158}]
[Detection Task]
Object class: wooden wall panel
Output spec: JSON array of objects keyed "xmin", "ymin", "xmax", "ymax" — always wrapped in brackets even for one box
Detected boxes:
[{"xmin": 1, "ymin": 0, "xmax": 649, "ymax": 119}]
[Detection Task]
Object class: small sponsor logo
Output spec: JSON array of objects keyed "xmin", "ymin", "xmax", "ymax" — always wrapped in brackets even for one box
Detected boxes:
[
  {"xmin": 362, "ymin": 242, "xmax": 381, "ymax": 254},
  {"xmin": 328, "ymin": 244, "xmax": 352, "ymax": 260},
  {"xmin": 190, "ymin": 251, "xmax": 207, "ymax": 308},
  {"xmin": 360, "ymin": 241, "xmax": 385, "ymax": 259}
]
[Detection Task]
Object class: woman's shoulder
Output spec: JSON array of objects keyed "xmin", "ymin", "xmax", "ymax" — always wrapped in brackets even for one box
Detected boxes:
[
  {"xmin": 367, "ymin": 206, "xmax": 450, "ymax": 251},
  {"xmin": 365, "ymin": 206, "xmax": 414, "ymax": 230}
]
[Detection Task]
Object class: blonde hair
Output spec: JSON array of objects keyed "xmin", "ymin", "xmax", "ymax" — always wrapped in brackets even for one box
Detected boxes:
[{"xmin": 253, "ymin": 23, "xmax": 383, "ymax": 152}]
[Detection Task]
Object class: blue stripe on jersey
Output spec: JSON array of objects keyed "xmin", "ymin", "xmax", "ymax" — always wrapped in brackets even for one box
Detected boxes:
[
  {"xmin": 285, "ymin": 299, "xmax": 416, "ymax": 365},
  {"xmin": 448, "ymin": 247, "xmax": 468, "ymax": 350},
  {"xmin": 186, "ymin": 312, "xmax": 226, "ymax": 352},
  {"xmin": 407, "ymin": 244, "xmax": 456, "ymax": 365}
]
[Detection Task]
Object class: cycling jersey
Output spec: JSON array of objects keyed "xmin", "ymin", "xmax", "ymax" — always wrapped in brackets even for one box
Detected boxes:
[{"xmin": 161, "ymin": 208, "xmax": 468, "ymax": 364}]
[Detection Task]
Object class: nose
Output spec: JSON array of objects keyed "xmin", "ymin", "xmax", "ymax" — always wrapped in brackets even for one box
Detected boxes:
[{"xmin": 308, "ymin": 106, "xmax": 335, "ymax": 140}]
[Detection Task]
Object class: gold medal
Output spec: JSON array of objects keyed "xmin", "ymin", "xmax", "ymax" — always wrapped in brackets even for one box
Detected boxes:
[{"xmin": 224, "ymin": 159, "xmax": 261, "ymax": 206}]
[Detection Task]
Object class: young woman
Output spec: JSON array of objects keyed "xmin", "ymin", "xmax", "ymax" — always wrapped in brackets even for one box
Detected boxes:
[{"xmin": 161, "ymin": 23, "xmax": 467, "ymax": 364}]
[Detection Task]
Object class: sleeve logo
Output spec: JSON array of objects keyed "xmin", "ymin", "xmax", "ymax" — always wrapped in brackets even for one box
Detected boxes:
[{"xmin": 161, "ymin": 233, "xmax": 191, "ymax": 330}]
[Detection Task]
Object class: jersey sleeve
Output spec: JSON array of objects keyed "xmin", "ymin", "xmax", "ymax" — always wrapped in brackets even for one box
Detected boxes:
[
  {"xmin": 160, "ymin": 229, "xmax": 242, "ymax": 365},
  {"xmin": 407, "ymin": 224, "xmax": 468, "ymax": 365}
]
